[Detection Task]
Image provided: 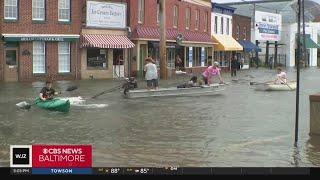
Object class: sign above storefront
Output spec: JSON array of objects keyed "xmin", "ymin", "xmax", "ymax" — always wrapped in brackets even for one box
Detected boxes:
[
  {"xmin": 86, "ymin": 1, "xmax": 126, "ymax": 29},
  {"xmin": 255, "ymin": 11, "xmax": 282, "ymax": 41},
  {"xmin": 2, "ymin": 34, "xmax": 80, "ymax": 42}
]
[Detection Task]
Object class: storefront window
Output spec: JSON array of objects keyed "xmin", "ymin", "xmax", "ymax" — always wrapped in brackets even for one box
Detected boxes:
[
  {"xmin": 167, "ymin": 48, "xmax": 175, "ymax": 69},
  {"xmin": 58, "ymin": 42, "xmax": 70, "ymax": 73},
  {"xmin": 113, "ymin": 49, "xmax": 124, "ymax": 65},
  {"xmin": 33, "ymin": 41, "xmax": 46, "ymax": 74},
  {"xmin": 87, "ymin": 48, "xmax": 108, "ymax": 69}
]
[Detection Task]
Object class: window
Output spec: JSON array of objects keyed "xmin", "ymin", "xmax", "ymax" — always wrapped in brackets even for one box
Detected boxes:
[
  {"xmin": 6, "ymin": 50, "xmax": 17, "ymax": 65},
  {"xmin": 236, "ymin": 25, "xmax": 240, "ymax": 39},
  {"xmin": 58, "ymin": 0, "xmax": 70, "ymax": 22},
  {"xmin": 243, "ymin": 27, "xmax": 247, "ymax": 40},
  {"xmin": 226, "ymin": 18, "xmax": 230, "ymax": 35},
  {"xmin": 4, "ymin": 0, "xmax": 18, "ymax": 20},
  {"xmin": 157, "ymin": 3, "xmax": 160, "ymax": 24},
  {"xmin": 58, "ymin": 42, "xmax": 70, "ymax": 73},
  {"xmin": 185, "ymin": 8, "xmax": 190, "ymax": 30},
  {"xmin": 87, "ymin": 49, "xmax": 108, "ymax": 69},
  {"xmin": 214, "ymin": 16, "xmax": 218, "ymax": 34},
  {"xmin": 204, "ymin": 12, "xmax": 208, "ymax": 32},
  {"xmin": 32, "ymin": 0, "xmax": 45, "ymax": 21},
  {"xmin": 138, "ymin": 0, "xmax": 144, "ymax": 23},
  {"xmin": 173, "ymin": 5, "xmax": 178, "ymax": 28},
  {"xmin": 221, "ymin": 17, "xmax": 224, "ymax": 34},
  {"xmin": 195, "ymin": 10, "xmax": 200, "ymax": 30},
  {"xmin": 33, "ymin": 42, "xmax": 45, "ymax": 74}
]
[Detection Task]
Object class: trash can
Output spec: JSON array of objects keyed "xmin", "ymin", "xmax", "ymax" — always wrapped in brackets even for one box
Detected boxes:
[{"xmin": 310, "ymin": 93, "xmax": 320, "ymax": 136}]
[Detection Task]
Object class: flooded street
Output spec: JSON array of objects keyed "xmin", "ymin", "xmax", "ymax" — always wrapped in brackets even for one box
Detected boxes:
[{"xmin": 0, "ymin": 68, "xmax": 320, "ymax": 167}]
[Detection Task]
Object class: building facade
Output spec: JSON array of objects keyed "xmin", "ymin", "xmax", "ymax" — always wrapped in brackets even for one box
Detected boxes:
[
  {"xmin": 232, "ymin": 14, "xmax": 259, "ymax": 69},
  {"xmin": 211, "ymin": 3, "xmax": 243, "ymax": 70},
  {"xmin": 80, "ymin": 0, "xmax": 134, "ymax": 80},
  {"xmin": 129, "ymin": 0, "xmax": 214, "ymax": 78},
  {"xmin": 0, "ymin": 0, "xmax": 81, "ymax": 82}
]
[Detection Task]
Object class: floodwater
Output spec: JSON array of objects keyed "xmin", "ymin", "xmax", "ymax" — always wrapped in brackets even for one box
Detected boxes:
[{"xmin": 0, "ymin": 68, "xmax": 320, "ymax": 167}]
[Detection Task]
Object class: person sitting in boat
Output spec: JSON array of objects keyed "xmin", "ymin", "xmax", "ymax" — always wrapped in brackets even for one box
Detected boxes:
[
  {"xmin": 177, "ymin": 76, "xmax": 202, "ymax": 88},
  {"xmin": 202, "ymin": 61, "xmax": 224, "ymax": 85},
  {"xmin": 144, "ymin": 57, "xmax": 159, "ymax": 91},
  {"xmin": 39, "ymin": 80, "xmax": 60, "ymax": 101},
  {"xmin": 274, "ymin": 67, "xmax": 287, "ymax": 84}
]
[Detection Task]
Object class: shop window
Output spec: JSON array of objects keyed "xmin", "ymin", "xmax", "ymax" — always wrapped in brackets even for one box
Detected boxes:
[
  {"xmin": 4, "ymin": 0, "xmax": 18, "ymax": 20},
  {"xmin": 33, "ymin": 41, "xmax": 46, "ymax": 74},
  {"xmin": 58, "ymin": 0, "xmax": 70, "ymax": 22},
  {"xmin": 58, "ymin": 42, "xmax": 70, "ymax": 73},
  {"xmin": 167, "ymin": 48, "xmax": 175, "ymax": 69},
  {"xmin": 32, "ymin": 0, "xmax": 45, "ymax": 21},
  {"xmin": 87, "ymin": 48, "xmax": 108, "ymax": 69}
]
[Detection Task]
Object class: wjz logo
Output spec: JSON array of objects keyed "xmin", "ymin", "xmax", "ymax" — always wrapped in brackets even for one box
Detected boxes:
[{"xmin": 10, "ymin": 145, "xmax": 32, "ymax": 167}]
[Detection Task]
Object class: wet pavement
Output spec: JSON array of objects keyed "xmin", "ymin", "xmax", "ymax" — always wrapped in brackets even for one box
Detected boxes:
[{"xmin": 0, "ymin": 67, "xmax": 320, "ymax": 167}]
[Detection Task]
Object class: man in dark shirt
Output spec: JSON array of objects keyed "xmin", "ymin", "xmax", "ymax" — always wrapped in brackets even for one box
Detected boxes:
[{"xmin": 39, "ymin": 80, "xmax": 59, "ymax": 101}]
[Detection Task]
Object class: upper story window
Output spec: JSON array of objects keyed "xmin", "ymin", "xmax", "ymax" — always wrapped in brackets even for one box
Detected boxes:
[
  {"xmin": 195, "ymin": 10, "xmax": 200, "ymax": 30},
  {"xmin": 4, "ymin": 0, "xmax": 18, "ymax": 20},
  {"xmin": 32, "ymin": 0, "xmax": 45, "ymax": 21},
  {"xmin": 220, "ymin": 17, "xmax": 224, "ymax": 35},
  {"xmin": 214, "ymin": 16, "xmax": 218, "ymax": 34},
  {"xmin": 243, "ymin": 26, "xmax": 247, "ymax": 40},
  {"xmin": 157, "ymin": 3, "xmax": 160, "ymax": 24},
  {"xmin": 204, "ymin": 12, "xmax": 208, "ymax": 32},
  {"xmin": 226, "ymin": 18, "xmax": 230, "ymax": 35},
  {"xmin": 236, "ymin": 25, "xmax": 240, "ymax": 39},
  {"xmin": 58, "ymin": 0, "xmax": 70, "ymax": 22},
  {"xmin": 185, "ymin": 8, "xmax": 190, "ymax": 30},
  {"xmin": 138, "ymin": 0, "xmax": 144, "ymax": 24},
  {"xmin": 173, "ymin": 5, "xmax": 178, "ymax": 28}
]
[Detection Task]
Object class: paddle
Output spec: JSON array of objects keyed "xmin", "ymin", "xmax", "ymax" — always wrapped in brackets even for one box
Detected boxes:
[{"xmin": 16, "ymin": 85, "xmax": 78, "ymax": 110}]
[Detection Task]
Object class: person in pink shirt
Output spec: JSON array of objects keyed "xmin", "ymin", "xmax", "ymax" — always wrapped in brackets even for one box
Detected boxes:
[
  {"xmin": 274, "ymin": 67, "xmax": 287, "ymax": 84},
  {"xmin": 202, "ymin": 61, "xmax": 224, "ymax": 85}
]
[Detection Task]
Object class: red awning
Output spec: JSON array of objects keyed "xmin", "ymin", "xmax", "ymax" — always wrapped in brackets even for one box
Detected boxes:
[
  {"xmin": 81, "ymin": 34, "xmax": 135, "ymax": 49},
  {"xmin": 132, "ymin": 26, "xmax": 215, "ymax": 45}
]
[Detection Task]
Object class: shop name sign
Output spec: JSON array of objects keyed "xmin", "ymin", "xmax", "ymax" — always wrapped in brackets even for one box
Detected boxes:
[
  {"xmin": 255, "ymin": 11, "xmax": 282, "ymax": 41},
  {"xmin": 20, "ymin": 37, "xmax": 64, "ymax": 41},
  {"xmin": 87, "ymin": 1, "xmax": 126, "ymax": 29}
]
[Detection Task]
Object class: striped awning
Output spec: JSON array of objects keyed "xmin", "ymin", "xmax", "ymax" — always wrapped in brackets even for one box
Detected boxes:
[{"xmin": 81, "ymin": 34, "xmax": 135, "ymax": 49}]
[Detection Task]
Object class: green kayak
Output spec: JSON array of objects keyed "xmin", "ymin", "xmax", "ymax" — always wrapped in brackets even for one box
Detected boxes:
[{"xmin": 34, "ymin": 98, "xmax": 70, "ymax": 112}]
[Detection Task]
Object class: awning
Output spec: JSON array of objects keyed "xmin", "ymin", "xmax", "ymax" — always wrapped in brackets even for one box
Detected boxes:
[
  {"xmin": 2, "ymin": 34, "xmax": 79, "ymax": 42},
  {"xmin": 300, "ymin": 34, "xmax": 320, "ymax": 49},
  {"xmin": 238, "ymin": 40, "xmax": 261, "ymax": 53},
  {"xmin": 131, "ymin": 26, "xmax": 215, "ymax": 45},
  {"xmin": 212, "ymin": 34, "xmax": 243, "ymax": 51},
  {"xmin": 81, "ymin": 34, "xmax": 135, "ymax": 49}
]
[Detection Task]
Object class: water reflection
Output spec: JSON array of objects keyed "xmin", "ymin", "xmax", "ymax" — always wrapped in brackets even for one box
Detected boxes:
[{"xmin": 306, "ymin": 135, "xmax": 320, "ymax": 166}]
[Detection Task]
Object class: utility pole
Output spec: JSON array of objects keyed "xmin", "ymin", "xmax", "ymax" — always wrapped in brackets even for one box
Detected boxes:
[
  {"xmin": 295, "ymin": 0, "xmax": 301, "ymax": 146},
  {"xmin": 302, "ymin": 0, "xmax": 307, "ymax": 67},
  {"xmin": 159, "ymin": 0, "xmax": 167, "ymax": 80}
]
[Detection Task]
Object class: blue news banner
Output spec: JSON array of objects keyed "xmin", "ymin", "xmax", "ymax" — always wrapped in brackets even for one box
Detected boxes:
[{"xmin": 8, "ymin": 167, "xmax": 317, "ymax": 175}]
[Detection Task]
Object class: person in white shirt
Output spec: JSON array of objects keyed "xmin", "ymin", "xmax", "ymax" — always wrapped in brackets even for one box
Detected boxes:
[
  {"xmin": 144, "ymin": 57, "xmax": 159, "ymax": 90},
  {"xmin": 274, "ymin": 67, "xmax": 287, "ymax": 84}
]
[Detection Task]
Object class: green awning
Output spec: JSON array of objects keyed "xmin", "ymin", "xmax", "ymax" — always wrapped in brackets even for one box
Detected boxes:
[{"xmin": 300, "ymin": 34, "xmax": 320, "ymax": 49}]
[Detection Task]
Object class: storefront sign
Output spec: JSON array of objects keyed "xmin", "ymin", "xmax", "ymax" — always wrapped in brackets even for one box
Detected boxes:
[
  {"xmin": 86, "ymin": 1, "xmax": 126, "ymax": 29},
  {"xmin": 188, "ymin": 47, "xmax": 193, "ymax": 67},
  {"xmin": 201, "ymin": 47, "xmax": 205, "ymax": 67},
  {"xmin": 3, "ymin": 35, "xmax": 79, "ymax": 42},
  {"xmin": 255, "ymin": 11, "xmax": 282, "ymax": 41}
]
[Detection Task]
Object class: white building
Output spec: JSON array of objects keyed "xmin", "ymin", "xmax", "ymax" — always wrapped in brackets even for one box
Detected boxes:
[{"xmin": 280, "ymin": 22, "xmax": 320, "ymax": 67}]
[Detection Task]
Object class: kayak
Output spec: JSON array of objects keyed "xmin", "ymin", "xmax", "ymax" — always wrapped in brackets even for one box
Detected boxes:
[
  {"xmin": 255, "ymin": 81, "xmax": 297, "ymax": 91},
  {"xmin": 34, "ymin": 98, "xmax": 70, "ymax": 112}
]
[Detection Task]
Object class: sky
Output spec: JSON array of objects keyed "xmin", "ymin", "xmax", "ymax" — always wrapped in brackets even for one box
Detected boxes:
[{"xmin": 213, "ymin": 0, "xmax": 320, "ymax": 3}]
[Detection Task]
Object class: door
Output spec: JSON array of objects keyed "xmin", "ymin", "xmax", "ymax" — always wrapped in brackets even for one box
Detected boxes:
[
  {"xmin": 4, "ymin": 49, "xmax": 18, "ymax": 82},
  {"xmin": 139, "ymin": 44, "xmax": 147, "ymax": 78}
]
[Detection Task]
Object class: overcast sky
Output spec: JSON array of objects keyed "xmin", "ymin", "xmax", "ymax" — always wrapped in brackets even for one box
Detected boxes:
[{"xmin": 213, "ymin": 0, "xmax": 320, "ymax": 3}]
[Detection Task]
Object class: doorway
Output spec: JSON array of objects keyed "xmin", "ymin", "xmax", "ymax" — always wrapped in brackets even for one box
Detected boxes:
[{"xmin": 4, "ymin": 49, "xmax": 18, "ymax": 82}]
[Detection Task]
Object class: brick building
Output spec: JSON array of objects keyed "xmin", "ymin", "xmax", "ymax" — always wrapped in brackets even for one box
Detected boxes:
[
  {"xmin": 0, "ymin": 0, "xmax": 81, "ymax": 82},
  {"xmin": 232, "ymin": 14, "xmax": 260, "ymax": 69},
  {"xmin": 129, "ymin": 0, "xmax": 214, "ymax": 77}
]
